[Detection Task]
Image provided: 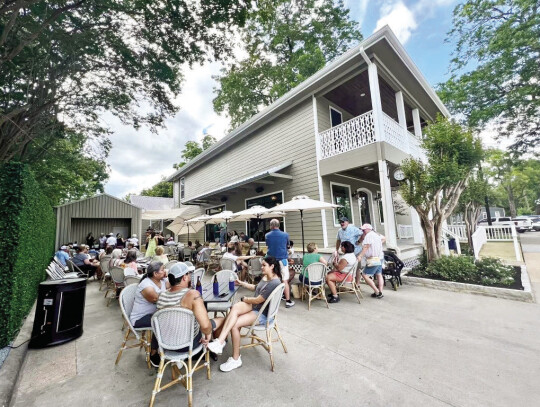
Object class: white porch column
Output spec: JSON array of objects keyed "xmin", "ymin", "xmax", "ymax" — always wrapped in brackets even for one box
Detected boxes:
[
  {"xmin": 395, "ymin": 91, "xmax": 407, "ymax": 129},
  {"xmin": 378, "ymin": 160, "xmax": 398, "ymax": 248},
  {"xmin": 312, "ymin": 95, "xmax": 329, "ymax": 249},
  {"xmin": 410, "ymin": 207, "xmax": 423, "ymax": 244},
  {"xmin": 412, "ymin": 108, "xmax": 422, "ymax": 139},
  {"xmin": 366, "ymin": 61, "xmax": 385, "ymax": 141}
]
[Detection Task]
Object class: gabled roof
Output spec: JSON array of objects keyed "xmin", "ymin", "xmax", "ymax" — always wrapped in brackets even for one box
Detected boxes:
[
  {"xmin": 167, "ymin": 25, "xmax": 449, "ymax": 182},
  {"xmin": 55, "ymin": 193, "xmax": 140, "ymax": 209},
  {"xmin": 129, "ymin": 195, "xmax": 175, "ymax": 211}
]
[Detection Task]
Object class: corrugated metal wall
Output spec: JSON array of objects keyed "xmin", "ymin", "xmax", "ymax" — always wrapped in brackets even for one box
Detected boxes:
[{"xmin": 55, "ymin": 194, "xmax": 142, "ymax": 248}]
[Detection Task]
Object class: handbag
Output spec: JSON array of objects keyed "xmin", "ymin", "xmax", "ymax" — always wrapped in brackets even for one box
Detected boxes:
[{"xmin": 366, "ymin": 256, "xmax": 381, "ymax": 267}]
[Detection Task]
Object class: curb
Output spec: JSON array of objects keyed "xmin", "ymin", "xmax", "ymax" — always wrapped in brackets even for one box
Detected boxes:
[
  {"xmin": 401, "ymin": 265, "xmax": 534, "ymax": 303},
  {"xmin": 0, "ymin": 303, "xmax": 35, "ymax": 407}
]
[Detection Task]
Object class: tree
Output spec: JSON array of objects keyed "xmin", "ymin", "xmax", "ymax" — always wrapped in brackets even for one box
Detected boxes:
[
  {"xmin": 0, "ymin": 0, "xmax": 250, "ymax": 163},
  {"xmin": 439, "ymin": 0, "xmax": 540, "ymax": 152},
  {"xmin": 213, "ymin": 0, "xmax": 362, "ymax": 128},
  {"xmin": 27, "ymin": 128, "xmax": 109, "ymax": 206},
  {"xmin": 400, "ymin": 116, "xmax": 483, "ymax": 262},
  {"xmin": 173, "ymin": 134, "xmax": 217, "ymax": 169},
  {"xmin": 140, "ymin": 177, "xmax": 173, "ymax": 198}
]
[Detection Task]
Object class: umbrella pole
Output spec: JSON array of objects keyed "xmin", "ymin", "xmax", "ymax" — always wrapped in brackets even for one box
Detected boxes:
[
  {"xmin": 300, "ymin": 209, "xmax": 305, "ymax": 256},
  {"xmin": 187, "ymin": 224, "xmax": 190, "ymax": 247},
  {"xmin": 257, "ymin": 217, "xmax": 261, "ymax": 250}
]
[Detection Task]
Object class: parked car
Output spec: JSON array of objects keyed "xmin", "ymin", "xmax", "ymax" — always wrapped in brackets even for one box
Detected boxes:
[
  {"xmin": 477, "ymin": 217, "xmax": 513, "ymax": 226},
  {"xmin": 511, "ymin": 217, "xmax": 533, "ymax": 233},
  {"xmin": 528, "ymin": 217, "xmax": 540, "ymax": 231}
]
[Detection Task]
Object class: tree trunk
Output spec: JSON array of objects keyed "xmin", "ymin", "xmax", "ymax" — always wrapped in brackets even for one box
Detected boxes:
[
  {"xmin": 419, "ymin": 216, "xmax": 441, "ymax": 262},
  {"xmin": 507, "ymin": 185, "xmax": 517, "ymax": 218}
]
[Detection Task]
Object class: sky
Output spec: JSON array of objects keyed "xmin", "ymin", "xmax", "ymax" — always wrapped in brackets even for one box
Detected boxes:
[{"xmin": 104, "ymin": 0, "xmax": 461, "ymax": 199}]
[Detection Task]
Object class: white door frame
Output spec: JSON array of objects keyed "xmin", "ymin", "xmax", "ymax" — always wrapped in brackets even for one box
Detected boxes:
[{"xmin": 356, "ymin": 188, "xmax": 375, "ymax": 228}]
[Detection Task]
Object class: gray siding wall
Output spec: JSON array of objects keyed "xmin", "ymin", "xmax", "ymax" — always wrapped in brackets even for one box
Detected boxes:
[
  {"xmin": 178, "ymin": 100, "xmax": 326, "ymax": 249},
  {"xmin": 55, "ymin": 195, "xmax": 142, "ymax": 249}
]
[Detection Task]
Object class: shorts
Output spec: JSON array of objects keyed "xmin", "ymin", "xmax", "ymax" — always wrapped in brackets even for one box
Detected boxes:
[
  {"xmin": 252, "ymin": 310, "xmax": 274, "ymax": 326},
  {"xmin": 363, "ymin": 265, "xmax": 383, "ymax": 276},
  {"xmin": 280, "ymin": 259, "xmax": 289, "ymax": 281},
  {"xmin": 329, "ymin": 271, "xmax": 353, "ymax": 283},
  {"xmin": 299, "ymin": 274, "xmax": 322, "ymax": 286}
]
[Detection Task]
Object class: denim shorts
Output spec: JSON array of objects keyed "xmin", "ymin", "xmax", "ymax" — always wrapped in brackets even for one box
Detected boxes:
[
  {"xmin": 252, "ymin": 310, "xmax": 274, "ymax": 325},
  {"xmin": 363, "ymin": 265, "xmax": 383, "ymax": 276},
  {"xmin": 299, "ymin": 274, "xmax": 322, "ymax": 286}
]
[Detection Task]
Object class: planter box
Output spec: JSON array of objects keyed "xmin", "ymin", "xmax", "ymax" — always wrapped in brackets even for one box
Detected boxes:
[{"xmin": 402, "ymin": 265, "xmax": 534, "ymax": 303}]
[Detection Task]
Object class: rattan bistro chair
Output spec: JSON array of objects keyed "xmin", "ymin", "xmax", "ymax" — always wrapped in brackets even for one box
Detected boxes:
[
  {"xmin": 164, "ymin": 260, "xmax": 178, "ymax": 270},
  {"xmin": 335, "ymin": 262, "xmax": 363, "ymax": 303},
  {"xmin": 219, "ymin": 257, "xmax": 236, "ymax": 272},
  {"xmin": 206, "ymin": 270, "xmax": 238, "ymax": 317},
  {"xmin": 149, "ymin": 308, "xmax": 210, "ymax": 407},
  {"xmin": 240, "ymin": 283, "xmax": 287, "ymax": 371},
  {"xmin": 191, "ymin": 268, "xmax": 206, "ymax": 289},
  {"xmin": 115, "ymin": 284, "xmax": 152, "ymax": 369},
  {"xmin": 247, "ymin": 257, "xmax": 263, "ymax": 284},
  {"xmin": 301, "ymin": 262, "xmax": 329, "ymax": 310},
  {"xmin": 99, "ymin": 255, "xmax": 113, "ymax": 291},
  {"xmin": 105, "ymin": 266, "xmax": 125, "ymax": 306}
]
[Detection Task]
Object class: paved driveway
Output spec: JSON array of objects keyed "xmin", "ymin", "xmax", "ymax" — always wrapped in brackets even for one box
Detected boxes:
[{"xmin": 11, "ymin": 270, "xmax": 540, "ymax": 407}]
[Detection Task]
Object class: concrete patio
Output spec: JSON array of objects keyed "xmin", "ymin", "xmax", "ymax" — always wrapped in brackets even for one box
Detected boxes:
[{"xmin": 10, "ymin": 270, "xmax": 540, "ymax": 407}]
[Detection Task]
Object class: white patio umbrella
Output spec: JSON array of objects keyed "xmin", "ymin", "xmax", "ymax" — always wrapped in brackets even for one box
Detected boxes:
[
  {"xmin": 271, "ymin": 195, "xmax": 340, "ymax": 255},
  {"xmin": 231, "ymin": 205, "xmax": 285, "ymax": 249},
  {"xmin": 181, "ymin": 214, "xmax": 213, "ymax": 244},
  {"xmin": 205, "ymin": 211, "xmax": 235, "ymax": 243}
]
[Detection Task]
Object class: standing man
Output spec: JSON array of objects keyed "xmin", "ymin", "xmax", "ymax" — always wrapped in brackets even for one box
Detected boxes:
[
  {"xmin": 265, "ymin": 219, "xmax": 294, "ymax": 308},
  {"xmin": 335, "ymin": 217, "xmax": 362, "ymax": 256},
  {"xmin": 99, "ymin": 233, "xmax": 107, "ymax": 249},
  {"xmin": 106, "ymin": 232, "xmax": 117, "ymax": 248},
  {"xmin": 357, "ymin": 224, "xmax": 385, "ymax": 298}
]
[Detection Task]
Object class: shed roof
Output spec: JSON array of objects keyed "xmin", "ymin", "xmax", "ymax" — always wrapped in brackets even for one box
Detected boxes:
[
  {"xmin": 55, "ymin": 193, "xmax": 140, "ymax": 210},
  {"xmin": 129, "ymin": 195, "xmax": 174, "ymax": 211}
]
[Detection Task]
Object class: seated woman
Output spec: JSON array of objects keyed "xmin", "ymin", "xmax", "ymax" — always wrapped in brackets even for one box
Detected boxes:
[
  {"xmin": 325, "ymin": 241, "xmax": 356, "ymax": 303},
  {"xmin": 99, "ymin": 245, "xmax": 113, "ymax": 261},
  {"xmin": 129, "ymin": 262, "xmax": 170, "ymax": 366},
  {"xmin": 299, "ymin": 242, "xmax": 328, "ymax": 285},
  {"xmin": 207, "ymin": 256, "xmax": 282, "ymax": 372},
  {"xmin": 122, "ymin": 250, "xmax": 139, "ymax": 277},
  {"xmin": 109, "ymin": 248, "xmax": 124, "ymax": 268},
  {"xmin": 153, "ymin": 246, "xmax": 169, "ymax": 264},
  {"xmin": 71, "ymin": 245, "xmax": 99, "ymax": 277}
]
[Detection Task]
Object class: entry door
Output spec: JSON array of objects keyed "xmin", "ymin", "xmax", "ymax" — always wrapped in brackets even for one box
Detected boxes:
[{"xmin": 357, "ymin": 191, "xmax": 373, "ymax": 226}]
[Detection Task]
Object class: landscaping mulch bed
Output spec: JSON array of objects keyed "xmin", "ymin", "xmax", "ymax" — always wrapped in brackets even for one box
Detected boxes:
[{"xmin": 407, "ymin": 265, "xmax": 523, "ymax": 291}]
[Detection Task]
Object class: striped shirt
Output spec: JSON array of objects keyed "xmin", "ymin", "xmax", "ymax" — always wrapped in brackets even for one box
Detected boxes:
[{"xmin": 156, "ymin": 288, "xmax": 199, "ymax": 337}]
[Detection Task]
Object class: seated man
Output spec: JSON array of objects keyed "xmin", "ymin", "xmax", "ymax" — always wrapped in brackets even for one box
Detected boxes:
[
  {"xmin": 55, "ymin": 245, "xmax": 70, "ymax": 267},
  {"xmin": 223, "ymin": 243, "xmax": 250, "ymax": 280},
  {"xmin": 152, "ymin": 263, "xmax": 223, "ymax": 365},
  {"xmin": 242, "ymin": 238, "xmax": 256, "ymax": 255},
  {"xmin": 239, "ymin": 232, "xmax": 248, "ymax": 242},
  {"xmin": 71, "ymin": 245, "xmax": 99, "ymax": 277}
]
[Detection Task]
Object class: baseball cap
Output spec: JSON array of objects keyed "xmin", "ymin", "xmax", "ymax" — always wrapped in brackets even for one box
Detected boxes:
[
  {"xmin": 339, "ymin": 216, "xmax": 349, "ymax": 223},
  {"xmin": 361, "ymin": 223, "xmax": 373, "ymax": 230},
  {"xmin": 60, "ymin": 245, "xmax": 68, "ymax": 250},
  {"xmin": 169, "ymin": 263, "xmax": 191, "ymax": 279}
]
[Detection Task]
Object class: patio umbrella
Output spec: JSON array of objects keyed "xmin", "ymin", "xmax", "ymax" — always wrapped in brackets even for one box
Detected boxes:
[
  {"xmin": 205, "ymin": 211, "xmax": 235, "ymax": 243},
  {"xmin": 166, "ymin": 220, "xmax": 204, "ymax": 243},
  {"xmin": 183, "ymin": 214, "xmax": 213, "ymax": 245},
  {"xmin": 231, "ymin": 205, "xmax": 285, "ymax": 249},
  {"xmin": 271, "ymin": 195, "xmax": 340, "ymax": 255}
]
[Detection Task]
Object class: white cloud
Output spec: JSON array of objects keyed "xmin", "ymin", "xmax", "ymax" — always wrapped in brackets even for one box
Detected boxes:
[
  {"xmin": 374, "ymin": 1, "xmax": 417, "ymax": 44},
  {"xmin": 345, "ymin": 0, "xmax": 369, "ymax": 26},
  {"xmin": 103, "ymin": 62, "xmax": 230, "ymax": 199}
]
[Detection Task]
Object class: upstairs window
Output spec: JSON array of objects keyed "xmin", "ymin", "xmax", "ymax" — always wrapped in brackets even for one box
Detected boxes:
[
  {"xmin": 180, "ymin": 178, "xmax": 185, "ymax": 200},
  {"xmin": 330, "ymin": 107, "xmax": 343, "ymax": 127}
]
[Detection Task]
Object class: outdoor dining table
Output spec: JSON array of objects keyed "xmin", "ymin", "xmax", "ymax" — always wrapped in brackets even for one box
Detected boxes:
[{"xmin": 201, "ymin": 281, "xmax": 238, "ymax": 306}]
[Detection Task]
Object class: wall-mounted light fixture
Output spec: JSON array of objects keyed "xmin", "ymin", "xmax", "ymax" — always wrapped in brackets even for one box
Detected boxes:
[
  {"xmin": 255, "ymin": 186, "xmax": 264, "ymax": 193},
  {"xmin": 220, "ymin": 196, "xmax": 228, "ymax": 203}
]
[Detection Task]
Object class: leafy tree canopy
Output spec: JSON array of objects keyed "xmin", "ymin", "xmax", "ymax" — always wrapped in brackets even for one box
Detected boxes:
[
  {"xmin": 400, "ymin": 115, "xmax": 483, "ymax": 262},
  {"xmin": 0, "ymin": 0, "xmax": 250, "ymax": 162},
  {"xmin": 213, "ymin": 0, "xmax": 362, "ymax": 129},
  {"xmin": 139, "ymin": 177, "xmax": 173, "ymax": 198},
  {"xmin": 173, "ymin": 134, "xmax": 216, "ymax": 169},
  {"xmin": 439, "ymin": 0, "xmax": 540, "ymax": 152}
]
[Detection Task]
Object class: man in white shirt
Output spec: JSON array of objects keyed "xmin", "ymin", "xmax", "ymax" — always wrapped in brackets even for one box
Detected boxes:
[
  {"xmin": 106, "ymin": 233, "xmax": 117, "ymax": 248},
  {"xmin": 128, "ymin": 234, "xmax": 139, "ymax": 247},
  {"xmin": 357, "ymin": 224, "xmax": 385, "ymax": 299}
]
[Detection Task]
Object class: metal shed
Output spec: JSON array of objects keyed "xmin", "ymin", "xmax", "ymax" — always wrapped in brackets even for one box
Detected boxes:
[{"xmin": 54, "ymin": 194, "xmax": 142, "ymax": 249}]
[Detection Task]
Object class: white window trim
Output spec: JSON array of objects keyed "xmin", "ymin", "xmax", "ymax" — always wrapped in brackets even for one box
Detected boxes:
[
  {"xmin": 180, "ymin": 177, "xmax": 185, "ymax": 201},
  {"xmin": 329, "ymin": 105, "xmax": 343, "ymax": 127},
  {"xmin": 356, "ymin": 188, "xmax": 375, "ymax": 226},
  {"xmin": 330, "ymin": 181, "xmax": 354, "ymax": 227},
  {"xmin": 244, "ymin": 190, "xmax": 285, "ymax": 240}
]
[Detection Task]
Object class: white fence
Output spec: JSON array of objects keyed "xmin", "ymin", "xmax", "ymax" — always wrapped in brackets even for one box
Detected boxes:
[
  {"xmin": 397, "ymin": 224, "xmax": 413, "ymax": 239},
  {"xmin": 318, "ymin": 110, "xmax": 425, "ymax": 160},
  {"xmin": 472, "ymin": 225, "xmax": 523, "ymax": 262}
]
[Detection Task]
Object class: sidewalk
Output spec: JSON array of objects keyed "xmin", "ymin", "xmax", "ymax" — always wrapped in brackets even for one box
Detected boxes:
[{"xmin": 10, "ymin": 274, "xmax": 540, "ymax": 407}]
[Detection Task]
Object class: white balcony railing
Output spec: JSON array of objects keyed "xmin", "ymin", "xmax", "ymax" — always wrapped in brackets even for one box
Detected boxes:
[
  {"xmin": 397, "ymin": 224, "xmax": 413, "ymax": 239},
  {"xmin": 446, "ymin": 225, "xmax": 467, "ymax": 242},
  {"xmin": 318, "ymin": 110, "xmax": 425, "ymax": 160}
]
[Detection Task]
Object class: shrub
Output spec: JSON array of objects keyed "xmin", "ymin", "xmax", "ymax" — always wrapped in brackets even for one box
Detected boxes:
[
  {"xmin": 425, "ymin": 255, "xmax": 478, "ymax": 284},
  {"xmin": 0, "ymin": 163, "xmax": 56, "ymax": 347},
  {"xmin": 475, "ymin": 257, "xmax": 515, "ymax": 286}
]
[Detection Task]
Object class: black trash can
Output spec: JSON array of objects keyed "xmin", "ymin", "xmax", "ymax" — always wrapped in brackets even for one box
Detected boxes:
[{"xmin": 29, "ymin": 278, "xmax": 87, "ymax": 348}]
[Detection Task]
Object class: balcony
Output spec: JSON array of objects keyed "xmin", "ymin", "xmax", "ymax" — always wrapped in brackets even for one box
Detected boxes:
[{"xmin": 318, "ymin": 110, "xmax": 425, "ymax": 161}]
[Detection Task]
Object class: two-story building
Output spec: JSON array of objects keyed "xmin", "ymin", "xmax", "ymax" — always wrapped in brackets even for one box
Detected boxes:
[{"xmin": 167, "ymin": 26, "xmax": 450, "ymax": 261}]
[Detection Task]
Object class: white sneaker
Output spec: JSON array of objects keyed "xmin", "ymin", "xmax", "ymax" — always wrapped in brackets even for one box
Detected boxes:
[
  {"xmin": 286, "ymin": 299, "xmax": 295, "ymax": 308},
  {"xmin": 219, "ymin": 356, "xmax": 242, "ymax": 372},
  {"xmin": 207, "ymin": 339, "xmax": 225, "ymax": 355}
]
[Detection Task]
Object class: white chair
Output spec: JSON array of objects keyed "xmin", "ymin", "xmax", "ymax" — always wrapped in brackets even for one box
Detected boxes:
[
  {"xmin": 206, "ymin": 270, "xmax": 238, "ymax": 317},
  {"xmin": 124, "ymin": 276, "xmax": 141, "ymax": 286},
  {"xmin": 196, "ymin": 248, "xmax": 212, "ymax": 270},
  {"xmin": 183, "ymin": 247, "xmax": 192, "ymax": 262},
  {"xmin": 164, "ymin": 260, "xmax": 178, "ymax": 269},
  {"xmin": 191, "ymin": 268, "xmax": 206, "ymax": 289},
  {"xmin": 149, "ymin": 308, "xmax": 210, "ymax": 407},
  {"xmin": 105, "ymin": 266, "xmax": 125, "ymax": 306},
  {"xmin": 240, "ymin": 283, "xmax": 287, "ymax": 371},
  {"xmin": 219, "ymin": 257, "xmax": 236, "ymax": 272},
  {"xmin": 247, "ymin": 257, "xmax": 263, "ymax": 284},
  {"xmin": 99, "ymin": 255, "xmax": 112, "ymax": 291},
  {"xmin": 335, "ymin": 262, "xmax": 363, "ymax": 303},
  {"xmin": 301, "ymin": 262, "xmax": 329, "ymax": 310},
  {"xmin": 115, "ymin": 284, "xmax": 151, "ymax": 369},
  {"xmin": 184, "ymin": 261, "xmax": 194, "ymax": 268},
  {"xmin": 66, "ymin": 259, "xmax": 88, "ymax": 278}
]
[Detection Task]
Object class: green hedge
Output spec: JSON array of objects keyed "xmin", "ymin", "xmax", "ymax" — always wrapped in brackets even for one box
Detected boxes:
[{"xmin": 0, "ymin": 163, "xmax": 56, "ymax": 347}]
